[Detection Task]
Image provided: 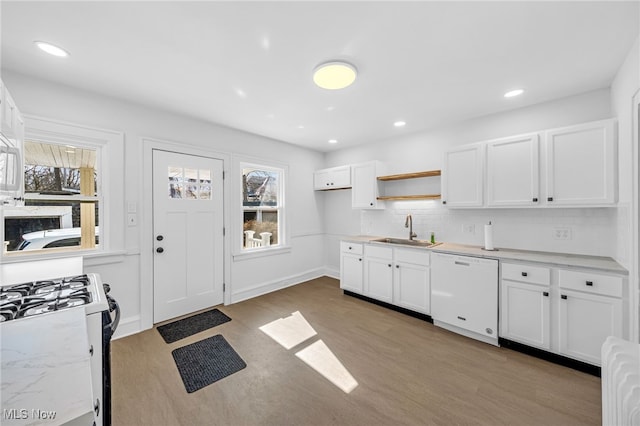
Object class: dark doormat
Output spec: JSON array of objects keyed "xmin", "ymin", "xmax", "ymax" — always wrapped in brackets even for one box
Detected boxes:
[
  {"xmin": 172, "ymin": 335, "xmax": 246, "ymax": 393},
  {"xmin": 157, "ymin": 309, "xmax": 231, "ymax": 344}
]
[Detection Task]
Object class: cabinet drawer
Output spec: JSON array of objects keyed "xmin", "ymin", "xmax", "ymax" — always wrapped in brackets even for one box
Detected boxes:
[
  {"xmin": 395, "ymin": 248, "xmax": 429, "ymax": 266},
  {"xmin": 364, "ymin": 244, "xmax": 393, "ymax": 259},
  {"xmin": 502, "ymin": 263, "xmax": 550, "ymax": 286},
  {"xmin": 559, "ymin": 270, "xmax": 622, "ymax": 298},
  {"xmin": 340, "ymin": 242, "xmax": 363, "ymax": 255}
]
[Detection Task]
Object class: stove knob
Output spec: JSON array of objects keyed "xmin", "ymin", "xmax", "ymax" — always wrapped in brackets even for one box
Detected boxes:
[{"xmin": 156, "ymin": 247, "xmax": 164, "ymax": 253}]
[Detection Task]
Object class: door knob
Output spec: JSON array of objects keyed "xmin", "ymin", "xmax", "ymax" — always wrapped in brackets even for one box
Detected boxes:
[
  {"xmin": 156, "ymin": 235, "xmax": 164, "ymax": 241},
  {"xmin": 156, "ymin": 247, "xmax": 164, "ymax": 253}
]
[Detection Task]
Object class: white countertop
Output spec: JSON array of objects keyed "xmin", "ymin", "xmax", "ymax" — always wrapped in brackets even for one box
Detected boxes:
[
  {"xmin": 1, "ymin": 308, "xmax": 93, "ymax": 426},
  {"xmin": 341, "ymin": 235, "xmax": 627, "ymax": 274}
]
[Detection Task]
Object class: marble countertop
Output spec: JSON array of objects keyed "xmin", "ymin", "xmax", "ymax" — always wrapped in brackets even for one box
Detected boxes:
[
  {"xmin": 1, "ymin": 308, "xmax": 94, "ymax": 426},
  {"xmin": 341, "ymin": 235, "xmax": 627, "ymax": 274}
]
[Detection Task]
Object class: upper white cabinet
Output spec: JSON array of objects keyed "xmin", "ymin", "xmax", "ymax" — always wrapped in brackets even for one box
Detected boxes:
[
  {"xmin": 313, "ymin": 165, "xmax": 351, "ymax": 191},
  {"xmin": 441, "ymin": 145, "xmax": 483, "ymax": 207},
  {"xmin": 545, "ymin": 119, "xmax": 617, "ymax": 206},
  {"xmin": 0, "ymin": 79, "xmax": 25, "ymax": 207},
  {"xmin": 352, "ymin": 161, "xmax": 384, "ymax": 209},
  {"xmin": 486, "ymin": 133, "xmax": 540, "ymax": 206},
  {"xmin": 443, "ymin": 118, "xmax": 617, "ymax": 208}
]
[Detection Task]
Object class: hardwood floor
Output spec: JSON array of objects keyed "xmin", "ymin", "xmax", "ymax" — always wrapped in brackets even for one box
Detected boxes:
[{"xmin": 111, "ymin": 277, "xmax": 601, "ymax": 426}]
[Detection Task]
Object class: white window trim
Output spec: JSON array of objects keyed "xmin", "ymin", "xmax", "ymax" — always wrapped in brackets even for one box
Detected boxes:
[
  {"xmin": 0, "ymin": 115, "xmax": 124, "ymax": 263},
  {"xmin": 233, "ymin": 156, "xmax": 290, "ymax": 260}
]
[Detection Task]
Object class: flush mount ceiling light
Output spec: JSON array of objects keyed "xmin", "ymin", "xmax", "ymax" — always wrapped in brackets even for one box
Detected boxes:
[
  {"xmin": 313, "ymin": 61, "xmax": 357, "ymax": 90},
  {"xmin": 504, "ymin": 89, "xmax": 524, "ymax": 98},
  {"xmin": 394, "ymin": 121, "xmax": 406, "ymax": 127},
  {"xmin": 328, "ymin": 139, "xmax": 338, "ymax": 144},
  {"xmin": 34, "ymin": 41, "xmax": 69, "ymax": 57}
]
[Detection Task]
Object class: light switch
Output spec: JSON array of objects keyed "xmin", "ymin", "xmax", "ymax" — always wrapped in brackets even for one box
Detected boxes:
[{"xmin": 127, "ymin": 202, "xmax": 137, "ymax": 213}]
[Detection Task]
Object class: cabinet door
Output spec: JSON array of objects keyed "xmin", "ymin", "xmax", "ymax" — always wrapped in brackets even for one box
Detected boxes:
[
  {"xmin": 313, "ymin": 170, "xmax": 330, "ymax": 190},
  {"xmin": 393, "ymin": 261, "xmax": 430, "ymax": 314},
  {"xmin": 340, "ymin": 253, "xmax": 363, "ymax": 293},
  {"xmin": 500, "ymin": 280, "xmax": 550, "ymax": 349},
  {"xmin": 314, "ymin": 165, "xmax": 351, "ymax": 190},
  {"xmin": 558, "ymin": 289, "xmax": 623, "ymax": 365},
  {"xmin": 545, "ymin": 119, "xmax": 616, "ymax": 206},
  {"xmin": 364, "ymin": 257, "xmax": 393, "ymax": 303},
  {"xmin": 352, "ymin": 161, "xmax": 383, "ymax": 209},
  {"xmin": 487, "ymin": 134, "xmax": 540, "ymax": 206},
  {"xmin": 442, "ymin": 145, "xmax": 483, "ymax": 207}
]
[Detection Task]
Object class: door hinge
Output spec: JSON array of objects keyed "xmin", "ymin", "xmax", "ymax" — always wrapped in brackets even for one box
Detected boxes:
[
  {"xmin": 223, "ymin": 283, "xmax": 226, "ymax": 292},
  {"xmin": 223, "ymin": 227, "xmax": 225, "ymax": 236},
  {"xmin": 222, "ymin": 171, "xmax": 225, "ymax": 180}
]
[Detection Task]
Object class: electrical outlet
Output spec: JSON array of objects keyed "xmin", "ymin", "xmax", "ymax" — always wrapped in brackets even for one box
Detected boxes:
[
  {"xmin": 462, "ymin": 224, "xmax": 475, "ymax": 234},
  {"xmin": 127, "ymin": 213, "xmax": 137, "ymax": 227},
  {"xmin": 553, "ymin": 227, "xmax": 572, "ymax": 240}
]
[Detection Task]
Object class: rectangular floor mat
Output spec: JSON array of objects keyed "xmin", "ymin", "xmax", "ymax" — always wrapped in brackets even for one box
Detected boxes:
[
  {"xmin": 157, "ymin": 309, "xmax": 231, "ymax": 344},
  {"xmin": 172, "ymin": 335, "xmax": 246, "ymax": 393}
]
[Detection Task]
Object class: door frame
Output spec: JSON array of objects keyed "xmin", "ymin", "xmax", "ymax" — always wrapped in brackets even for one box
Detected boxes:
[{"xmin": 141, "ymin": 137, "xmax": 231, "ymax": 330}]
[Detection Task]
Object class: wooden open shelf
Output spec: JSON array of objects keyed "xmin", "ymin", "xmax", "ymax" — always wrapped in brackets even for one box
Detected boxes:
[
  {"xmin": 377, "ymin": 194, "xmax": 441, "ymax": 201},
  {"xmin": 377, "ymin": 170, "xmax": 441, "ymax": 181},
  {"xmin": 376, "ymin": 169, "xmax": 441, "ymax": 201}
]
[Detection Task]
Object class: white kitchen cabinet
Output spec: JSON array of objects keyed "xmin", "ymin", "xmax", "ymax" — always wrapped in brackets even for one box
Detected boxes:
[
  {"xmin": 0, "ymin": 79, "xmax": 24, "ymax": 206},
  {"xmin": 363, "ymin": 244, "xmax": 393, "ymax": 303},
  {"xmin": 499, "ymin": 261, "xmax": 626, "ymax": 366},
  {"xmin": 314, "ymin": 165, "xmax": 351, "ymax": 190},
  {"xmin": 441, "ymin": 144, "xmax": 483, "ymax": 207},
  {"xmin": 393, "ymin": 247, "xmax": 430, "ymax": 314},
  {"xmin": 557, "ymin": 269, "xmax": 623, "ymax": 365},
  {"xmin": 486, "ymin": 133, "xmax": 540, "ymax": 206},
  {"xmin": 431, "ymin": 252, "xmax": 498, "ymax": 344},
  {"xmin": 339, "ymin": 242, "xmax": 363, "ymax": 293},
  {"xmin": 351, "ymin": 161, "xmax": 384, "ymax": 209},
  {"xmin": 500, "ymin": 263, "xmax": 551, "ymax": 349},
  {"xmin": 545, "ymin": 119, "xmax": 617, "ymax": 206}
]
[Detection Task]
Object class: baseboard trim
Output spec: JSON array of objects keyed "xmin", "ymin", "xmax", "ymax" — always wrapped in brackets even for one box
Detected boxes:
[
  {"xmin": 343, "ymin": 290, "xmax": 432, "ymax": 323},
  {"xmin": 499, "ymin": 338, "xmax": 601, "ymax": 377},
  {"xmin": 112, "ymin": 314, "xmax": 142, "ymax": 340},
  {"xmin": 230, "ymin": 267, "xmax": 326, "ymax": 304}
]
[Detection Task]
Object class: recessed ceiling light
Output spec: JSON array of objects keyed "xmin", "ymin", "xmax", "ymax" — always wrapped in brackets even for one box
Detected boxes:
[
  {"xmin": 504, "ymin": 89, "xmax": 524, "ymax": 98},
  {"xmin": 326, "ymin": 106, "xmax": 335, "ymax": 112},
  {"xmin": 34, "ymin": 41, "xmax": 69, "ymax": 57},
  {"xmin": 297, "ymin": 125, "xmax": 305, "ymax": 129},
  {"xmin": 313, "ymin": 61, "xmax": 357, "ymax": 90},
  {"xmin": 394, "ymin": 121, "xmax": 406, "ymax": 127},
  {"xmin": 328, "ymin": 139, "xmax": 338, "ymax": 144},
  {"xmin": 235, "ymin": 88, "xmax": 247, "ymax": 99}
]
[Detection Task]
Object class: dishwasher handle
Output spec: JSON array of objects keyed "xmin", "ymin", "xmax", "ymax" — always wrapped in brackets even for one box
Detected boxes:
[{"xmin": 454, "ymin": 261, "xmax": 470, "ymax": 266}]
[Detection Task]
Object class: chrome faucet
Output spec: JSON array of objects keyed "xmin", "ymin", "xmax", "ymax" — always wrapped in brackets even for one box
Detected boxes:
[{"xmin": 405, "ymin": 214, "xmax": 417, "ymax": 240}]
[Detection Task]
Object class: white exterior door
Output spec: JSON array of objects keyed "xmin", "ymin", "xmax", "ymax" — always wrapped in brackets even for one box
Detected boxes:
[{"xmin": 153, "ymin": 149, "xmax": 224, "ymax": 323}]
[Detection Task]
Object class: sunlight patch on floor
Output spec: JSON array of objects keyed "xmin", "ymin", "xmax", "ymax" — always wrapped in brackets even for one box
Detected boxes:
[
  {"xmin": 295, "ymin": 339, "xmax": 358, "ymax": 394},
  {"xmin": 258, "ymin": 310, "xmax": 317, "ymax": 349},
  {"xmin": 259, "ymin": 311, "xmax": 358, "ymax": 394}
]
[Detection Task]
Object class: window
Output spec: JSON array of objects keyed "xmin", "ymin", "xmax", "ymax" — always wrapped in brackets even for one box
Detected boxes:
[
  {"xmin": 3, "ymin": 140, "xmax": 101, "ymax": 254},
  {"xmin": 241, "ymin": 163, "xmax": 283, "ymax": 251}
]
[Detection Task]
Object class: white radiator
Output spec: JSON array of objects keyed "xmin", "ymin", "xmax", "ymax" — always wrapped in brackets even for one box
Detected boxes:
[{"xmin": 602, "ymin": 336, "xmax": 640, "ymax": 425}]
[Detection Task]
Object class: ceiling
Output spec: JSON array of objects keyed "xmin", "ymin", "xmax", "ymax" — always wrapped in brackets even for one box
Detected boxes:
[{"xmin": 1, "ymin": 1, "xmax": 638, "ymax": 152}]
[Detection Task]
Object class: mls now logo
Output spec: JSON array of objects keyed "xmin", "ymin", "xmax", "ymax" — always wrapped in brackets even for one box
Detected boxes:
[{"xmin": 3, "ymin": 409, "xmax": 28, "ymax": 419}]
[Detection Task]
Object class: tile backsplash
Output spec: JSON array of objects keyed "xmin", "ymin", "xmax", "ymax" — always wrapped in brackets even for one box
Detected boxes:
[{"xmin": 361, "ymin": 200, "xmax": 616, "ymax": 258}]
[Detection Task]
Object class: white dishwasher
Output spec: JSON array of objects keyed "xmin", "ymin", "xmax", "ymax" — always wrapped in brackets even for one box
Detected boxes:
[{"xmin": 431, "ymin": 252, "xmax": 499, "ymax": 345}]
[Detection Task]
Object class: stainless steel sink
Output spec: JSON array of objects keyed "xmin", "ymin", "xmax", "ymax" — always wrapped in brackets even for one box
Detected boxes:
[{"xmin": 370, "ymin": 237, "xmax": 441, "ymax": 248}]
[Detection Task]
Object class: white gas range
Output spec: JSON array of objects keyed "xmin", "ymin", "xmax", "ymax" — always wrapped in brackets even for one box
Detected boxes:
[{"xmin": 0, "ymin": 259, "xmax": 119, "ymax": 426}]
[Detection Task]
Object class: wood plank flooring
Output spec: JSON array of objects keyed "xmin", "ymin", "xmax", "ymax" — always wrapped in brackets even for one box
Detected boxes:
[{"xmin": 111, "ymin": 277, "xmax": 600, "ymax": 426}]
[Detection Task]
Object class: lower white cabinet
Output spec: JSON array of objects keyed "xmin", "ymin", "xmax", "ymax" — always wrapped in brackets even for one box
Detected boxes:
[
  {"xmin": 364, "ymin": 245, "xmax": 394, "ymax": 303},
  {"xmin": 500, "ymin": 263, "xmax": 551, "ymax": 349},
  {"xmin": 557, "ymin": 273, "xmax": 623, "ymax": 365},
  {"xmin": 340, "ymin": 242, "xmax": 363, "ymax": 293},
  {"xmin": 500, "ymin": 262, "xmax": 625, "ymax": 365},
  {"xmin": 394, "ymin": 248, "xmax": 430, "ymax": 314},
  {"xmin": 340, "ymin": 241, "xmax": 430, "ymax": 315}
]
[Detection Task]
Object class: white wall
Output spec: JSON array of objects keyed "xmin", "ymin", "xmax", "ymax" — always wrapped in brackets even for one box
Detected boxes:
[
  {"xmin": 2, "ymin": 71, "xmax": 326, "ymax": 337},
  {"xmin": 611, "ymin": 35, "xmax": 639, "ymax": 341},
  {"xmin": 323, "ymin": 88, "xmax": 616, "ymax": 274}
]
